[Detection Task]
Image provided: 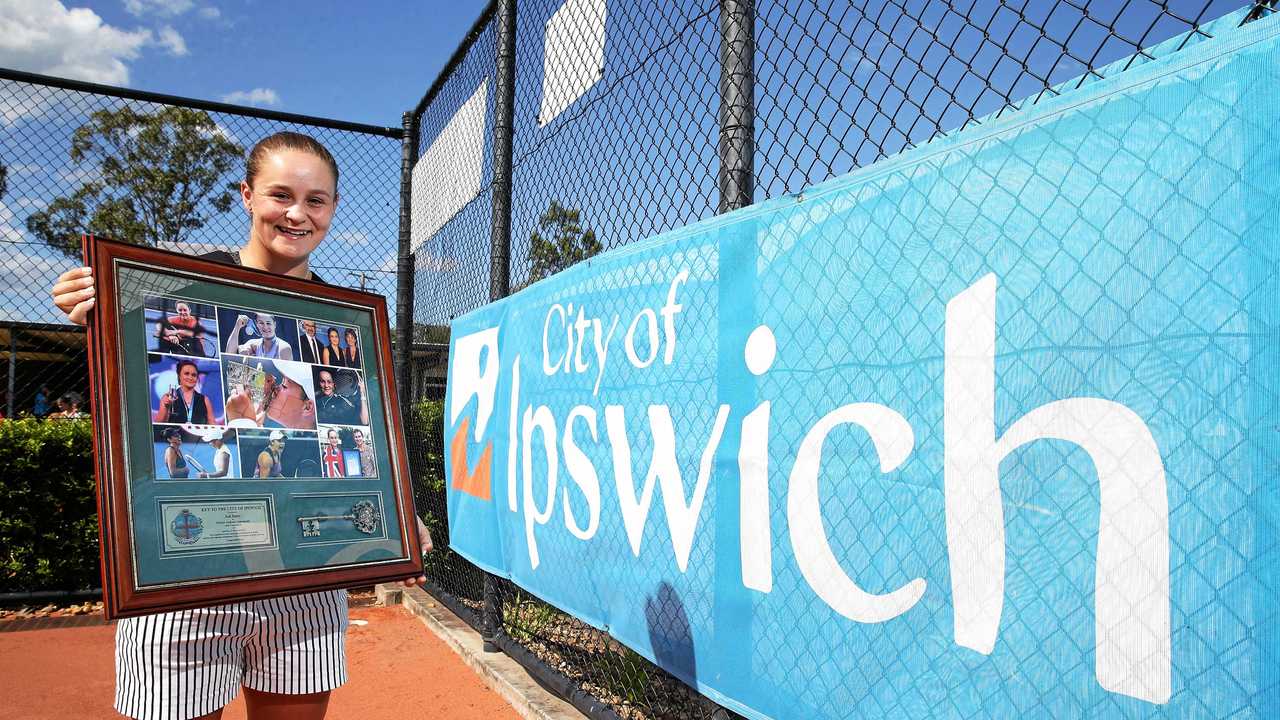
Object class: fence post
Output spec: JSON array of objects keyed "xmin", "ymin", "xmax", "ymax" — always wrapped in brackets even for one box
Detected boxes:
[
  {"xmin": 483, "ymin": 0, "xmax": 519, "ymax": 653},
  {"xmin": 719, "ymin": 0, "xmax": 755, "ymax": 212},
  {"xmin": 395, "ymin": 111, "xmax": 419, "ymax": 426}
]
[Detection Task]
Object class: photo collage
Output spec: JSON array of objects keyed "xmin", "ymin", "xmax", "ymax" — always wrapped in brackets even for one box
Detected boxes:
[{"xmin": 146, "ymin": 295, "xmax": 379, "ymax": 481}]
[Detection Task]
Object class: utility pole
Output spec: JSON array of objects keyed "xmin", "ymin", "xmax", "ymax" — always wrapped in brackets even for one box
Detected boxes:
[{"xmin": 347, "ymin": 271, "xmax": 371, "ymax": 292}]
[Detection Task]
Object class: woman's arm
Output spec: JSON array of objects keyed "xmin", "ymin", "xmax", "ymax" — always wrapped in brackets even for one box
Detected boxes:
[
  {"xmin": 204, "ymin": 396, "xmax": 216, "ymax": 424},
  {"xmin": 321, "ymin": 347, "xmax": 332, "ymax": 365},
  {"xmin": 165, "ymin": 447, "xmax": 179, "ymax": 477},
  {"xmin": 153, "ymin": 393, "xmax": 172, "ymax": 423},
  {"xmin": 358, "ymin": 377, "xmax": 369, "ymax": 426},
  {"xmin": 257, "ymin": 451, "xmax": 273, "ymax": 478}
]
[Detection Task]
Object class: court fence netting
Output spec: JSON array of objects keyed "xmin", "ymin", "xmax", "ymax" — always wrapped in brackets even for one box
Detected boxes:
[{"xmin": 1, "ymin": 1, "xmax": 1270, "ymax": 718}]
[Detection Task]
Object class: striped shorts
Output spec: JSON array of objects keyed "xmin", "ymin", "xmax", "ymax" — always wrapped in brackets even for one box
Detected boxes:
[{"xmin": 114, "ymin": 590, "xmax": 348, "ymax": 720}]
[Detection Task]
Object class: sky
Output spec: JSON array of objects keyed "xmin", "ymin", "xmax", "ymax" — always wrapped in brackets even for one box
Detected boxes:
[
  {"xmin": 0, "ymin": 0, "xmax": 491, "ymax": 324},
  {"xmin": 0, "ymin": 0, "xmax": 491, "ymax": 125}
]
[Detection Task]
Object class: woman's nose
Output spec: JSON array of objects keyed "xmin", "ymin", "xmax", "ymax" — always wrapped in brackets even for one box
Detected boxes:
[{"xmin": 285, "ymin": 203, "xmax": 307, "ymax": 223}]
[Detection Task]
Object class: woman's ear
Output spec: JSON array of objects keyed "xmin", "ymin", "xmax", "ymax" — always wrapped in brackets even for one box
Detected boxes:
[{"xmin": 241, "ymin": 180, "xmax": 253, "ymax": 213}]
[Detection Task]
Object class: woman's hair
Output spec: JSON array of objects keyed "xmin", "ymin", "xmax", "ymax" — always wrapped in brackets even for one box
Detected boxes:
[
  {"xmin": 328, "ymin": 327, "xmax": 340, "ymax": 341},
  {"xmin": 175, "ymin": 359, "xmax": 198, "ymax": 376},
  {"xmin": 245, "ymin": 131, "xmax": 339, "ymax": 191},
  {"xmin": 344, "ymin": 328, "xmax": 357, "ymax": 340},
  {"xmin": 163, "ymin": 427, "xmax": 182, "ymax": 440},
  {"xmin": 59, "ymin": 391, "xmax": 82, "ymax": 407}
]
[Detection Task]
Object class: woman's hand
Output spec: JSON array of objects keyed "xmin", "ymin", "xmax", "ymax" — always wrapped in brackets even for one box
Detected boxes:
[
  {"xmin": 51, "ymin": 267, "xmax": 95, "ymax": 325},
  {"xmin": 401, "ymin": 516, "xmax": 434, "ymax": 587}
]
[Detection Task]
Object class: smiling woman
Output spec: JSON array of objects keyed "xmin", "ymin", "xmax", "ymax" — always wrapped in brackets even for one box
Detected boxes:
[
  {"xmin": 49, "ymin": 130, "xmax": 434, "ymax": 720},
  {"xmin": 238, "ymin": 133, "xmax": 341, "ymax": 278}
]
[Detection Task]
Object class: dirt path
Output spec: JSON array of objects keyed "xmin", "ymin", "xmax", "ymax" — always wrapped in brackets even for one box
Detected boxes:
[{"xmin": 0, "ymin": 599, "xmax": 522, "ymax": 720}]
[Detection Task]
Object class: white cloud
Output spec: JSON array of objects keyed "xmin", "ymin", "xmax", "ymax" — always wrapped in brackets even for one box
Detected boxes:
[
  {"xmin": 0, "ymin": 0, "xmax": 152, "ymax": 85},
  {"xmin": 220, "ymin": 88, "xmax": 281, "ymax": 108},
  {"xmin": 331, "ymin": 230, "xmax": 371, "ymax": 246},
  {"xmin": 156, "ymin": 25, "xmax": 187, "ymax": 56},
  {"xmin": 197, "ymin": 6, "xmax": 219, "ymax": 20},
  {"xmin": 123, "ymin": 0, "xmax": 194, "ymax": 18}
]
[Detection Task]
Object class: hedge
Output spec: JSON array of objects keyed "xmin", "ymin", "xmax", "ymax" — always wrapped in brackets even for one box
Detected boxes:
[{"xmin": 0, "ymin": 418, "xmax": 100, "ymax": 593}]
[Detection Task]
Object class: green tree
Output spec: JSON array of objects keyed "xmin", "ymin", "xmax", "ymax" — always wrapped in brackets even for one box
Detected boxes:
[
  {"xmin": 527, "ymin": 200, "xmax": 601, "ymax": 284},
  {"xmin": 27, "ymin": 106, "xmax": 244, "ymax": 257}
]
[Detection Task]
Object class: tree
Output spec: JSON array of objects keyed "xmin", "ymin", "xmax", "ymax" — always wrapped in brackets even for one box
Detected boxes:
[
  {"xmin": 27, "ymin": 106, "xmax": 244, "ymax": 257},
  {"xmin": 526, "ymin": 200, "xmax": 601, "ymax": 284},
  {"xmin": 0, "ymin": 163, "xmax": 8, "ymax": 200}
]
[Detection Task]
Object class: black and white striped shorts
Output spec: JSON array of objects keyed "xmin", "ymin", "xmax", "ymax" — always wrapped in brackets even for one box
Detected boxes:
[{"xmin": 113, "ymin": 589, "xmax": 348, "ymax": 720}]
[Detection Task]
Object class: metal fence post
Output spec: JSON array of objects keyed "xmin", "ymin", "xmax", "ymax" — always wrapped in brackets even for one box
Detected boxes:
[
  {"xmin": 483, "ymin": 0, "xmax": 518, "ymax": 653},
  {"xmin": 718, "ymin": 0, "xmax": 755, "ymax": 212},
  {"xmin": 395, "ymin": 111, "xmax": 419, "ymax": 425}
]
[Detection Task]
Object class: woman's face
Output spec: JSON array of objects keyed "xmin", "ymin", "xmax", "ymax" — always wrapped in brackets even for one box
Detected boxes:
[
  {"xmin": 178, "ymin": 364, "xmax": 199, "ymax": 390},
  {"xmin": 240, "ymin": 149, "xmax": 337, "ymax": 263},
  {"xmin": 328, "ymin": 329, "xmax": 340, "ymax": 347},
  {"xmin": 167, "ymin": 433, "xmax": 180, "ymax": 446},
  {"xmin": 318, "ymin": 371, "xmax": 335, "ymax": 396},
  {"xmin": 344, "ymin": 330, "xmax": 357, "ymax": 348}
]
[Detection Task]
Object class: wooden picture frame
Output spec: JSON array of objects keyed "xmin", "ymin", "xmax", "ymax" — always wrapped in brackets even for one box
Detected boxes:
[{"xmin": 83, "ymin": 235, "xmax": 422, "ymax": 619}]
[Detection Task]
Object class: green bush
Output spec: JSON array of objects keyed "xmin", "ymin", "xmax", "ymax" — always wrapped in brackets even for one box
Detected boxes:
[{"xmin": 0, "ymin": 418, "xmax": 99, "ymax": 593}]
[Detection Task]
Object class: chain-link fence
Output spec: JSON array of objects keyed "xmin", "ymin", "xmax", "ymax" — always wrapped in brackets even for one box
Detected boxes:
[
  {"xmin": 404, "ymin": 1, "xmax": 1266, "ymax": 719},
  {"xmin": 0, "ymin": 68, "xmax": 403, "ymax": 422}
]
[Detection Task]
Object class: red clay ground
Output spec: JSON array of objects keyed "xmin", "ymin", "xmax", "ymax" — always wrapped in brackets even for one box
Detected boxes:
[{"xmin": 0, "ymin": 596, "xmax": 523, "ymax": 720}]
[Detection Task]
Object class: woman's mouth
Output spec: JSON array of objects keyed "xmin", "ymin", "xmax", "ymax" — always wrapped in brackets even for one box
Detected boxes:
[{"xmin": 276, "ymin": 226, "xmax": 311, "ymax": 238}]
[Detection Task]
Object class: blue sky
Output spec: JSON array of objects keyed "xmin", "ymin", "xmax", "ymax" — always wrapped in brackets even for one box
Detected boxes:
[
  {"xmin": 0, "ymin": 0, "xmax": 490, "ymax": 124},
  {"xmin": 0, "ymin": 0, "xmax": 490, "ymax": 323}
]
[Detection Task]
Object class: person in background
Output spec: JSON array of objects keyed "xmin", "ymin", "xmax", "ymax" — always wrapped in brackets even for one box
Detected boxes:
[
  {"xmin": 49, "ymin": 391, "xmax": 85, "ymax": 418},
  {"xmin": 51, "ymin": 130, "xmax": 432, "ymax": 720},
  {"xmin": 33, "ymin": 384, "xmax": 50, "ymax": 417},
  {"xmin": 255, "ymin": 429, "xmax": 286, "ymax": 479},
  {"xmin": 321, "ymin": 428, "xmax": 345, "ymax": 478},
  {"xmin": 199, "ymin": 428, "xmax": 233, "ymax": 479},
  {"xmin": 227, "ymin": 312, "xmax": 293, "ymax": 360},
  {"xmin": 154, "ymin": 359, "xmax": 215, "ymax": 424},
  {"xmin": 161, "ymin": 427, "xmax": 189, "ymax": 479},
  {"xmin": 341, "ymin": 328, "xmax": 361, "ymax": 368},
  {"xmin": 353, "ymin": 428, "xmax": 375, "ymax": 477},
  {"xmin": 298, "ymin": 319, "xmax": 323, "ymax": 363},
  {"xmin": 321, "ymin": 326, "xmax": 346, "ymax": 367}
]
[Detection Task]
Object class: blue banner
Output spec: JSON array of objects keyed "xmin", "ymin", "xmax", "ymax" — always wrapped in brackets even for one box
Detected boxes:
[{"xmin": 446, "ymin": 11, "xmax": 1280, "ymax": 718}]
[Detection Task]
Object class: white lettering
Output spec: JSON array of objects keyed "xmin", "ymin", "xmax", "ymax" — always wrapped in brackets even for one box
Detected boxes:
[
  {"xmin": 522, "ymin": 405, "xmax": 558, "ymax": 569},
  {"xmin": 944, "ymin": 273, "xmax": 1170, "ymax": 704},
  {"xmin": 605, "ymin": 404, "xmax": 730, "ymax": 571},
  {"xmin": 562, "ymin": 406, "xmax": 601, "ymax": 540},
  {"xmin": 788, "ymin": 403, "xmax": 925, "ymax": 623}
]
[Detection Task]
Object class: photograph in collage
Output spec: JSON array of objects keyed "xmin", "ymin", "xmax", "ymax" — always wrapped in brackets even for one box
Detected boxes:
[
  {"xmin": 318, "ymin": 425, "xmax": 378, "ymax": 479},
  {"xmin": 149, "ymin": 354, "xmax": 225, "ymax": 425},
  {"xmin": 238, "ymin": 429, "xmax": 321, "ymax": 478},
  {"xmin": 217, "ymin": 308, "xmax": 300, "ymax": 361},
  {"xmin": 153, "ymin": 426, "xmax": 239, "ymax": 480},
  {"xmin": 221, "ymin": 356, "xmax": 317, "ymax": 430},
  {"xmin": 304, "ymin": 321, "xmax": 361, "ymax": 369},
  {"xmin": 144, "ymin": 297, "xmax": 219, "ymax": 358},
  {"xmin": 313, "ymin": 366, "xmax": 369, "ymax": 427}
]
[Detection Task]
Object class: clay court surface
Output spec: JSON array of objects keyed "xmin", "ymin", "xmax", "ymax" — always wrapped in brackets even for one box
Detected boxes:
[{"xmin": 0, "ymin": 593, "xmax": 522, "ymax": 720}]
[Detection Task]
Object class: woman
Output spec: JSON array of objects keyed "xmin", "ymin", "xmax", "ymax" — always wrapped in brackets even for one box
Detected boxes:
[
  {"xmin": 341, "ymin": 328, "xmax": 361, "ymax": 368},
  {"xmin": 314, "ymin": 368, "xmax": 369, "ymax": 427},
  {"xmin": 153, "ymin": 359, "xmax": 215, "ymax": 424},
  {"xmin": 51, "ymin": 131, "xmax": 432, "ymax": 720},
  {"xmin": 161, "ymin": 427, "xmax": 189, "ymax": 479},
  {"xmin": 320, "ymin": 326, "xmax": 346, "ymax": 367}
]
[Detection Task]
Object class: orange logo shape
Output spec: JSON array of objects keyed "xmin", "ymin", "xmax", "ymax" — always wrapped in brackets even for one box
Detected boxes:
[{"xmin": 450, "ymin": 416, "xmax": 492, "ymax": 500}]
